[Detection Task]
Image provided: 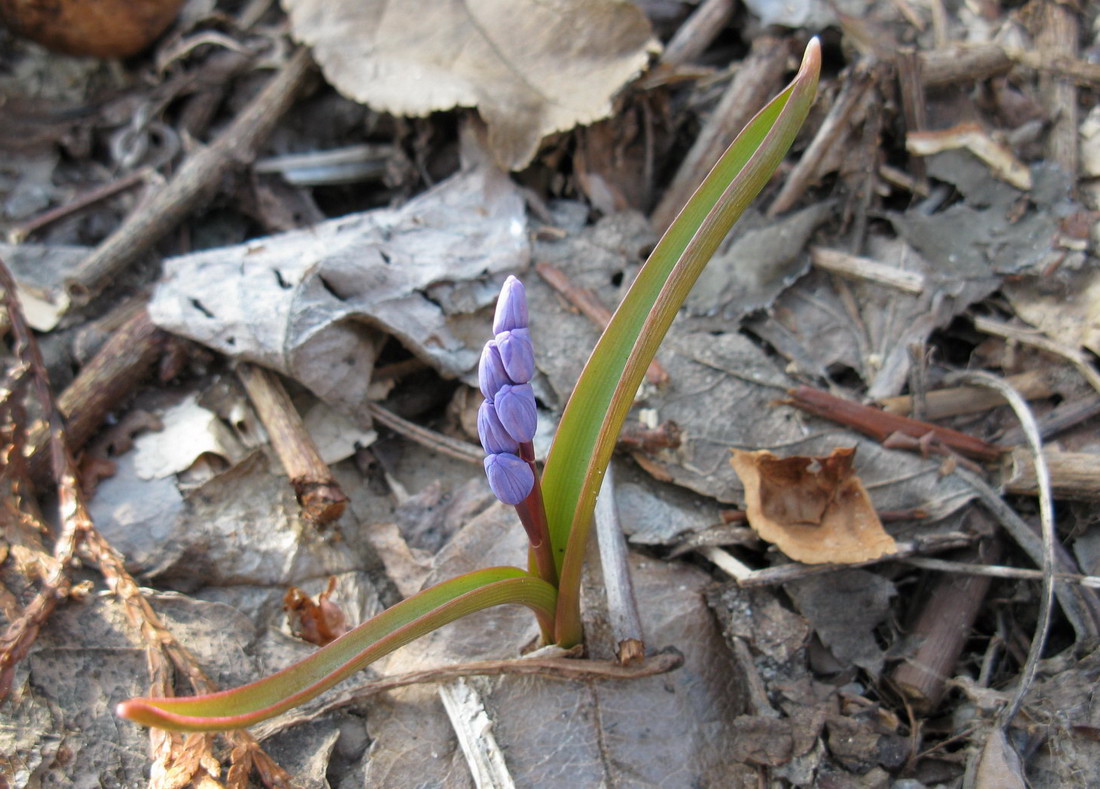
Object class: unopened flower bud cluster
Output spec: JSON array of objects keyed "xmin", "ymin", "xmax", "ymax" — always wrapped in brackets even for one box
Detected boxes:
[{"xmin": 477, "ymin": 276, "xmax": 538, "ymax": 505}]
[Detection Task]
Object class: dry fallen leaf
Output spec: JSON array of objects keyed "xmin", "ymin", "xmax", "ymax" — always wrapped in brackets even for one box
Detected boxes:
[
  {"xmin": 282, "ymin": 0, "xmax": 658, "ymax": 169},
  {"xmin": 730, "ymin": 447, "xmax": 897, "ymax": 564},
  {"xmin": 284, "ymin": 576, "xmax": 349, "ymax": 646}
]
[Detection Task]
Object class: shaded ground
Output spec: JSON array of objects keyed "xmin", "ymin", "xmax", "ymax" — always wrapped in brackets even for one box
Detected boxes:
[{"xmin": 2, "ymin": 0, "xmax": 1100, "ymax": 787}]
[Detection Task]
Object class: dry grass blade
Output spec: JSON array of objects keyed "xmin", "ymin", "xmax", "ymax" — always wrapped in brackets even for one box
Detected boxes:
[{"xmin": 951, "ymin": 371, "xmax": 1053, "ymax": 727}]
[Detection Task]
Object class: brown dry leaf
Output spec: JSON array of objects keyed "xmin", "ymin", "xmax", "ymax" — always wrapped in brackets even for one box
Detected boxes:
[
  {"xmin": 284, "ymin": 576, "xmax": 349, "ymax": 647},
  {"xmin": 730, "ymin": 447, "xmax": 897, "ymax": 564},
  {"xmin": 282, "ymin": 0, "xmax": 658, "ymax": 169}
]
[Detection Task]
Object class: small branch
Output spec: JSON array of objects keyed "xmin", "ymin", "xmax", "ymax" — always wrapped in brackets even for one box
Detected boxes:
[
  {"xmin": 365, "ymin": 401, "xmax": 483, "ymax": 463},
  {"xmin": 784, "ymin": 386, "xmax": 1003, "ymax": 462},
  {"xmin": 28, "ymin": 304, "xmax": 166, "ymax": 479},
  {"xmin": 594, "ymin": 465, "xmax": 645, "ymax": 664},
  {"xmin": 659, "ymin": 0, "xmax": 735, "ymax": 67},
  {"xmin": 653, "ymin": 35, "xmax": 791, "ymax": 230},
  {"xmin": 878, "ymin": 370, "xmax": 1053, "ymax": 420},
  {"xmin": 809, "ymin": 246, "xmax": 926, "ymax": 294},
  {"xmin": 251, "ymin": 649, "xmax": 685, "ymax": 741},
  {"xmin": 0, "ymin": 258, "xmax": 292, "ymax": 787},
  {"xmin": 1002, "ymin": 448, "xmax": 1100, "ymax": 502},
  {"xmin": 65, "ymin": 47, "xmax": 315, "ymax": 303},
  {"xmin": 891, "ymin": 540, "xmax": 1001, "ymax": 712},
  {"xmin": 918, "ymin": 44, "xmax": 1012, "ymax": 87},
  {"xmin": 706, "ymin": 531, "xmax": 976, "ymax": 587},
  {"xmin": 439, "ymin": 678, "xmax": 516, "ymax": 789},
  {"xmin": 902, "ymin": 556, "xmax": 1100, "ymax": 589},
  {"xmin": 536, "ymin": 261, "xmax": 669, "ymax": 385},
  {"xmin": 236, "ymin": 363, "xmax": 347, "ymax": 526}
]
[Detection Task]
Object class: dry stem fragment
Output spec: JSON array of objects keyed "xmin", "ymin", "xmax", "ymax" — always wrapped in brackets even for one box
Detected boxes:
[
  {"xmin": 237, "ymin": 362, "xmax": 348, "ymax": 526},
  {"xmin": 892, "ymin": 539, "xmax": 1001, "ymax": 713}
]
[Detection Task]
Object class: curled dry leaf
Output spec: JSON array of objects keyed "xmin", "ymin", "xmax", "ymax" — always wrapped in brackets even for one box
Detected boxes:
[
  {"xmin": 730, "ymin": 447, "xmax": 897, "ymax": 564},
  {"xmin": 282, "ymin": 0, "xmax": 658, "ymax": 169},
  {"xmin": 284, "ymin": 576, "xmax": 349, "ymax": 647}
]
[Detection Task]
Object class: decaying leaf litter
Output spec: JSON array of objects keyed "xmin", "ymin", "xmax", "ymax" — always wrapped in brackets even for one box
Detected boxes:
[{"xmin": 2, "ymin": 0, "xmax": 1099, "ymax": 786}]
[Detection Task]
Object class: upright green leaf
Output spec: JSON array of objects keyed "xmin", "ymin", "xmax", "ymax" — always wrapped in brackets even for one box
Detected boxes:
[{"xmin": 542, "ymin": 40, "xmax": 821, "ymax": 646}]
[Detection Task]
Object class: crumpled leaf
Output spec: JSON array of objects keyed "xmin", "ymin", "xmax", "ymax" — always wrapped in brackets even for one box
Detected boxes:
[
  {"xmin": 284, "ymin": 576, "xmax": 349, "ymax": 646},
  {"xmin": 282, "ymin": 0, "xmax": 658, "ymax": 169},
  {"xmin": 149, "ymin": 166, "xmax": 527, "ymax": 413},
  {"xmin": 785, "ymin": 569, "xmax": 896, "ymax": 675},
  {"xmin": 730, "ymin": 447, "xmax": 897, "ymax": 565},
  {"xmin": 745, "ymin": 233, "xmax": 999, "ymax": 398}
]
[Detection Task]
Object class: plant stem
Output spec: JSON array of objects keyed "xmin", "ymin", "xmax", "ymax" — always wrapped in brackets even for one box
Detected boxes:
[{"xmin": 514, "ymin": 442, "xmax": 559, "ymax": 592}]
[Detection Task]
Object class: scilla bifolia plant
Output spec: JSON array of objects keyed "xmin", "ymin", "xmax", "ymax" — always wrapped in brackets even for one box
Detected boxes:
[{"xmin": 118, "ymin": 39, "xmax": 820, "ymax": 732}]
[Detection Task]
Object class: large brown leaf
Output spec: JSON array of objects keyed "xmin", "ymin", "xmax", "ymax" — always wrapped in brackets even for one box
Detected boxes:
[{"xmin": 282, "ymin": 0, "xmax": 658, "ymax": 169}]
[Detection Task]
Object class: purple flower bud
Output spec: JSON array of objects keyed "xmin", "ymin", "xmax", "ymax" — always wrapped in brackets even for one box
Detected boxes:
[
  {"xmin": 484, "ymin": 452, "xmax": 534, "ymax": 505},
  {"xmin": 477, "ymin": 400, "xmax": 519, "ymax": 455},
  {"xmin": 478, "ymin": 342, "xmax": 509, "ymax": 400},
  {"xmin": 494, "ymin": 383, "xmax": 537, "ymax": 443},
  {"xmin": 493, "ymin": 275, "xmax": 528, "ymax": 334},
  {"xmin": 495, "ymin": 328, "xmax": 534, "ymax": 384}
]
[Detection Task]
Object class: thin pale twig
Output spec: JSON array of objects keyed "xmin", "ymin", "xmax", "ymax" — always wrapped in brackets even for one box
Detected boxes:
[
  {"xmin": 366, "ymin": 401, "xmax": 483, "ymax": 463},
  {"xmin": 252, "ymin": 649, "xmax": 684, "ymax": 741}
]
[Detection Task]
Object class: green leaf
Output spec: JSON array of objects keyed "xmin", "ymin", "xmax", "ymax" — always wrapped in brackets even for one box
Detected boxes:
[
  {"xmin": 542, "ymin": 40, "xmax": 822, "ymax": 646},
  {"xmin": 117, "ymin": 567, "xmax": 557, "ymax": 731}
]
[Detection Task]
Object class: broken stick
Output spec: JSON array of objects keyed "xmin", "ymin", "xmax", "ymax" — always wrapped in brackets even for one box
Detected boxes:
[{"xmin": 236, "ymin": 362, "xmax": 348, "ymax": 526}]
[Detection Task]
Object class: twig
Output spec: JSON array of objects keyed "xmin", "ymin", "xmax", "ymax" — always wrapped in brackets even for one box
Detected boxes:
[
  {"xmin": 439, "ymin": 678, "xmax": 516, "ymax": 789},
  {"xmin": 973, "ymin": 316, "xmax": 1100, "ymax": 397},
  {"xmin": 1002, "ymin": 448, "xmax": 1100, "ymax": 502},
  {"xmin": 918, "ymin": 43, "xmax": 1012, "ymax": 87},
  {"xmin": 653, "ymin": 35, "xmax": 791, "ymax": 231},
  {"xmin": 878, "ymin": 370, "xmax": 1053, "ymax": 419},
  {"xmin": 891, "ymin": 540, "xmax": 1001, "ymax": 712},
  {"xmin": 901, "ymin": 556, "xmax": 1100, "ymax": 589},
  {"xmin": 6, "ymin": 167, "xmax": 156, "ymax": 244},
  {"xmin": 706, "ymin": 531, "xmax": 976, "ymax": 587},
  {"xmin": 536, "ymin": 261, "xmax": 669, "ymax": 385},
  {"xmin": 28, "ymin": 305, "xmax": 167, "ymax": 479},
  {"xmin": 659, "ymin": 0, "xmax": 736, "ymax": 67},
  {"xmin": 1036, "ymin": 1, "xmax": 1080, "ymax": 179},
  {"xmin": 251, "ymin": 648, "xmax": 685, "ymax": 740},
  {"xmin": 594, "ymin": 465, "xmax": 645, "ymax": 664},
  {"xmin": 955, "ymin": 465, "xmax": 1100, "ymax": 641},
  {"xmin": 785, "ymin": 386, "xmax": 1003, "ymax": 462},
  {"xmin": 64, "ymin": 47, "xmax": 315, "ymax": 303},
  {"xmin": 0, "ymin": 261, "xmax": 82, "ymax": 700},
  {"xmin": 236, "ymin": 362, "xmax": 348, "ymax": 526},
  {"xmin": 365, "ymin": 401, "xmax": 483, "ymax": 463},
  {"xmin": 809, "ymin": 246, "xmax": 926, "ymax": 294}
]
